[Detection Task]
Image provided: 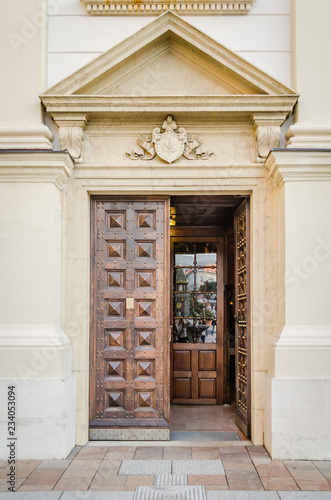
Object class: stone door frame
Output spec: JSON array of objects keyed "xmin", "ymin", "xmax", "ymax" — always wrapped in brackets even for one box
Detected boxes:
[{"xmin": 62, "ymin": 163, "xmax": 276, "ymax": 446}]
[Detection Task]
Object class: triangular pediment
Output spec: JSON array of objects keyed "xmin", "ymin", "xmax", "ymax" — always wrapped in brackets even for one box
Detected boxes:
[{"xmin": 42, "ymin": 11, "xmax": 296, "ymax": 99}]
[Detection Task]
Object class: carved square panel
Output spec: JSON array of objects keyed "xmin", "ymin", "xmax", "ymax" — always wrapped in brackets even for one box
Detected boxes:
[
  {"xmin": 136, "ymin": 211, "xmax": 156, "ymax": 230},
  {"xmin": 107, "ymin": 329, "xmax": 126, "ymax": 348},
  {"xmin": 136, "ymin": 360, "xmax": 154, "ymax": 378},
  {"xmin": 107, "ymin": 240, "xmax": 126, "ymax": 258},
  {"xmin": 106, "ymin": 211, "xmax": 126, "ymax": 229},
  {"xmin": 135, "ymin": 391, "xmax": 155, "ymax": 409},
  {"xmin": 107, "ymin": 300, "xmax": 125, "ymax": 317},
  {"xmin": 108, "ymin": 270, "xmax": 125, "ymax": 287},
  {"xmin": 135, "ymin": 241, "xmax": 155, "ymax": 259},
  {"xmin": 106, "ymin": 391, "xmax": 124, "ymax": 408},
  {"xmin": 136, "ymin": 329, "xmax": 155, "ymax": 348},
  {"xmin": 136, "ymin": 300, "xmax": 155, "ymax": 319},
  {"xmin": 135, "ymin": 270, "xmax": 155, "ymax": 289},
  {"xmin": 108, "ymin": 360, "xmax": 124, "ymax": 378}
]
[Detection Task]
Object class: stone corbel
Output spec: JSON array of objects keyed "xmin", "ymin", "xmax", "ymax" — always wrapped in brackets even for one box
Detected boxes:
[
  {"xmin": 252, "ymin": 113, "xmax": 287, "ymax": 162},
  {"xmin": 52, "ymin": 114, "xmax": 87, "ymax": 164}
]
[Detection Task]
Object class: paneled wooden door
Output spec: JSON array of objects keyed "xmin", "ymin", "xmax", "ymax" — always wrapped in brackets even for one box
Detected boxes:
[
  {"xmin": 171, "ymin": 237, "xmax": 225, "ymax": 404},
  {"xmin": 90, "ymin": 197, "xmax": 170, "ymax": 435},
  {"xmin": 234, "ymin": 199, "xmax": 251, "ymax": 437}
]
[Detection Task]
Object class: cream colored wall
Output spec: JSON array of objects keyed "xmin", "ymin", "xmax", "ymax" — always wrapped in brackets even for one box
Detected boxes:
[
  {"xmin": 0, "ymin": 154, "xmax": 76, "ymax": 459},
  {"xmin": 265, "ymin": 151, "xmax": 331, "ymax": 459},
  {"xmin": 292, "ymin": 0, "xmax": 331, "ymax": 122},
  {"xmin": 47, "ymin": 0, "xmax": 292, "ymax": 88},
  {"xmin": 0, "ymin": 183, "xmax": 60, "ymax": 325},
  {"xmin": 0, "ymin": 0, "xmax": 47, "ymax": 126},
  {"xmin": 285, "ymin": 181, "xmax": 331, "ymax": 326}
]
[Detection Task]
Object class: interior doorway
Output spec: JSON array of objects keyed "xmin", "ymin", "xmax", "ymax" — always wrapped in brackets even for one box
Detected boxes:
[{"xmin": 169, "ymin": 195, "xmax": 250, "ymax": 437}]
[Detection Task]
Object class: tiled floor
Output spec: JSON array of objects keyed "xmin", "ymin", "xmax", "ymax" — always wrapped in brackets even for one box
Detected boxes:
[
  {"xmin": 1, "ymin": 406, "xmax": 331, "ymax": 495},
  {"xmin": 170, "ymin": 404, "xmax": 242, "ymax": 431},
  {"xmin": 1, "ymin": 445, "xmax": 331, "ymax": 493}
]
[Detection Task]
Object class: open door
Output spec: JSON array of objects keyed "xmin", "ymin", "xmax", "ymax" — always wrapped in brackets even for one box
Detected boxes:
[
  {"xmin": 234, "ymin": 199, "xmax": 251, "ymax": 438},
  {"xmin": 89, "ymin": 197, "xmax": 170, "ymax": 438},
  {"xmin": 171, "ymin": 237, "xmax": 224, "ymax": 405}
]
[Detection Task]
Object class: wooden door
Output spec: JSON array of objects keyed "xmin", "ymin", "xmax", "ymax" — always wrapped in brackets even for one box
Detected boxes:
[
  {"xmin": 234, "ymin": 199, "xmax": 251, "ymax": 437},
  {"xmin": 90, "ymin": 197, "xmax": 170, "ymax": 434},
  {"xmin": 171, "ymin": 237, "xmax": 224, "ymax": 404}
]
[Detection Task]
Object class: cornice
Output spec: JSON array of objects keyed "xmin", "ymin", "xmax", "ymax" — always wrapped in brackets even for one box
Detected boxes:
[
  {"xmin": 269, "ymin": 326, "xmax": 331, "ymax": 349},
  {"xmin": 41, "ymin": 95, "xmax": 299, "ymax": 117},
  {"xmin": 0, "ymin": 125, "xmax": 53, "ymax": 150},
  {"xmin": 286, "ymin": 123, "xmax": 331, "ymax": 149},
  {"xmin": 266, "ymin": 149, "xmax": 331, "ymax": 187},
  {"xmin": 0, "ymin": 151, "xmax": 74, "ymax": 189},
  {"xmin": 82, "ymin": 0, "xmax": 255, "ymax": 15}
]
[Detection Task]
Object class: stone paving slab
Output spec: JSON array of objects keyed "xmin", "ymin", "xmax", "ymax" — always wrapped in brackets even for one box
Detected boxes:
[
  {"xmin": 278, "ymin": 493, "xmax": 331, "ymax": 500},
  {"xmin": 133, "ymin": 485, "xmax": 206, "ymax": 500},
  {"xmin": 154, "ymin": 474, "xmax": 188, "ymax": 486},
  {"xmin": 173, "ymin": 460, "xmax": 225, "ymax": 475},
  {"xmin": 0, "ymin": 494, "xmax": 63, "ymax": 500},
  {"xmin": 1, "ymin": 491, "xmax": 331, "ymax": 500},
  {"xmin": 119, "ymin": 460, "xmax": 172, "ymax": 475},
  {"xmin": 206, "ymin": 493, "xmax": 280, "ymax": 500},
  {"xmin": 37, "ymin": 460, "xmax": 72, "ymax": 469},
  {"xmin": 61, "ymin": 493, "xmax": 134, "ymax": 500}
]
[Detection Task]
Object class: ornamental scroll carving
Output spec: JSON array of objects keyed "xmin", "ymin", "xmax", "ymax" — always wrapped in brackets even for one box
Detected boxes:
[
  {"xmin": 59, "ymin": 127, "xmax": 85, "ymax": 164},
  {"xmin": 126, "ymin": 116, "xmax": 214, "ymax": 164},
  {"xmin": 256, "ymin": 126, "xmax": 281, "ymax": 160},
  {"xmin": 252, "ymin": 113, "xmax": 287, "ymax": 162}
]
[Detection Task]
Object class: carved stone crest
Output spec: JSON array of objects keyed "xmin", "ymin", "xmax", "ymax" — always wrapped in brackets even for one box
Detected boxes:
[
  {"xmin": 127, "ymin": 116, "xmax": 214, "ymax": 163},
  {"xmin": 153, "ymin": 116, "xmax": 186, "ymax": 163}
]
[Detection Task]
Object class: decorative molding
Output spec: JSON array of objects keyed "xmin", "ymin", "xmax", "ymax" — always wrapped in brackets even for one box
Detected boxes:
[
  {"xmin": 126, "ymin": 116, "xmax": 214, "ymax": 163},
  {"xmin": 82, "ymin": 0, "xmax": 255, "ymax": 15},
  {"xmin": 269, "ymin": 326, "xmax": 331, "ymax": 349},
  {"xmin": 252, "ymin": 112, "xmax": 288, "ymax": 161},
  {"xmin": 0, "ymin": 151, "xmax": 74, "ymax": 189},
  {"xmin": 0, "ymin": 325, "xmax": 71, "ymax": 348},
  {"xmin": 0, "ymin": 125, "xmax": 53, "ymax": 150},
  {"xmin": 52, "ymin": 114, "xmax": 87, "ymax": 164},
  {"xmin": 41, "ymin": 96, "xmax": 298, "ymax": 120},
  {"xmin": 286, "ymin": 123, "xmax": 331, "ymax": 149},
  {"xmin": 266, "ymin": 150, "xmax": 331, "ymax": 188}
]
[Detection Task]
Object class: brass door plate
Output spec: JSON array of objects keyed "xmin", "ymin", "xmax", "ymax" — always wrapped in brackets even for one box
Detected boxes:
[{"xmin": 126, "ymin": 297, "xmax": 134, "ymax": 309}]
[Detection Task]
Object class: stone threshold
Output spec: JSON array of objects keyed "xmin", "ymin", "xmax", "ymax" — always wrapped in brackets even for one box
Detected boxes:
[{"xmin": 86, "ymin": 440, "xmax": 252, "ymax": 447}]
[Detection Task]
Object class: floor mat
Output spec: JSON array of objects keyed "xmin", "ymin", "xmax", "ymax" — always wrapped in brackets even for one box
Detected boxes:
[{"xmin": 170, "ymin": 431, "xmax": 240, "ymax": 441}]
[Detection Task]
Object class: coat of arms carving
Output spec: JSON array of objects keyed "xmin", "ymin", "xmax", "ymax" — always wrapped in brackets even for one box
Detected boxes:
[{"xmin": 126, "ymin": 116, "xmax": 214, "ymax": 163}]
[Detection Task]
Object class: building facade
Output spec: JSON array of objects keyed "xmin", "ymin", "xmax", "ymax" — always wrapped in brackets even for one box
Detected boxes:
[{"xmin": 1, "ymin": 0, "xmax": 331, "ymax": 460}]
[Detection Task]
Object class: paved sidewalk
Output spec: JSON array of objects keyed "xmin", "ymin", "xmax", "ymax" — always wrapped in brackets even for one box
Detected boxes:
[{"xmin": 1, "ymin": 444, "xmax": 331, "ymax": 499}]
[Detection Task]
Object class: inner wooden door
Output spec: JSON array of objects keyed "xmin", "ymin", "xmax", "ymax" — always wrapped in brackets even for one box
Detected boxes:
[
  {"xmin": 90, "ymin": 197, "xmax": 170, "ymax": 435},
  {"xmin": 171, "ymin": 237, "xmax": 224, "ymax": 404}
]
